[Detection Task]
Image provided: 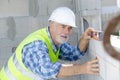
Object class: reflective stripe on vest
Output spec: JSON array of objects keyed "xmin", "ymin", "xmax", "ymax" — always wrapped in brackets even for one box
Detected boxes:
[
  {"xmin": 4, "ymin": 63, "xmax": 16, "ymax": 80},
  {"xmin": 4, "ymin": 53, "xmax": 42, "ymax": 80}
]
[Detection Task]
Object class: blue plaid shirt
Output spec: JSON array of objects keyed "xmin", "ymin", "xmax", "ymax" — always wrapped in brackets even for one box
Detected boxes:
[{"xmin": 22, "ymin": 27, "xmax": 85, "ymax": 80}]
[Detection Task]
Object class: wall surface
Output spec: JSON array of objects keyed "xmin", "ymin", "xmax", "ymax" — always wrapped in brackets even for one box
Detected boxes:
[
  {"xmin": 89, "ymin": 38, "xmax": 120, "ymax": 80},
  {"xmin": 0, "ymin": 0, "xmax": 120, "ymax": 80}
]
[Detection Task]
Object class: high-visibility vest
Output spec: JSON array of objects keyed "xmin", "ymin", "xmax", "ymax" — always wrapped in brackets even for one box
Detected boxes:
[{"xmin": 0, "ymin": 28, "xmax": 60, "ymax": 80}]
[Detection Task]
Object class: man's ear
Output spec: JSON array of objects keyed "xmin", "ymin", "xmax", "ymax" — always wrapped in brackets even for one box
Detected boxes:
[
  {"xmin": 49, "ymin": 21, "xmax": 55, "ymax": 32},
  {"xmin": 49, "ymin": 21, "xmax": 54, "ymax": 27}
]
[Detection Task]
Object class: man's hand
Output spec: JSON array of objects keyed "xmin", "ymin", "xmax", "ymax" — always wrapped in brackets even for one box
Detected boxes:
[
  {"xmin": 83, "ymin": 27, "xmax": 94, "ymax": 40},
  {"xmin": 78, "ymin": 58, "xmax": 99, "ymax": 75}
]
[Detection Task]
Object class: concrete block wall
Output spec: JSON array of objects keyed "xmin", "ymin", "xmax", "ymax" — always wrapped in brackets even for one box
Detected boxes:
[
  {"xmin": 69, "ymin": 0, "xmax": 120, "ymax": 80},
  {"xmin": 89, "ymin": 39, "xmax": 120, "ymax": 80},
  {"xmin": 0, "ymin": 0, "xmax": 119, "ymax": 80},
  {"xmin": 0, "ymin": 0, "xmax": 29, "ymax": 17},
  {"xmin": 74, "ymin": 0, "xmax": 102, "ymax": 37},
  {"xmin": 101, "ymin": 0, "xmax": 117, "ymax": 7}
]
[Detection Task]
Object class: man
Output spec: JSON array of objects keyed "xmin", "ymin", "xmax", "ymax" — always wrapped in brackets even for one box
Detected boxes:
[{"xmin": 0, "ymin": 7, "xmax": 99, "ymax": 80}]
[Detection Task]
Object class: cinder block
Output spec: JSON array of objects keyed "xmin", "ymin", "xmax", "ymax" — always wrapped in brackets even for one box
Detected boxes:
[
  {"xmin": 47, "ymin": 0, "xmax": 74, "ymax": 15},
  {"xmin": 106, "ymin": 62, "xmax": 120, "ymax": 80},
  {"xmin": 79, "ymin": 0, "xmax": 101, "ymax": 10},
  {"xmin": 0, "ymin": 19, "xmax": 8, "ymax": 38},
  {"xmin": 0, "ymin": 0, "xmax": 29, "ymax": 17},
  {"xmin": 37, "ymin": 0, "xmax": 48, "ymax": 15}
]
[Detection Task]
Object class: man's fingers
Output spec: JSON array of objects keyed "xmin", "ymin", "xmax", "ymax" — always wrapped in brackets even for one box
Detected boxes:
[
  {"xmin": 91, "ymin": 68, "xmax": 99, "ymax": 72},
  {"xmin": 89, "ymin": 58, "xmax": 99, "ymax": 75},
  {"xmin": 89, "ymin": 68, "xmax": 99, "ymax": 75},
  {"xmin": 91, "ymin": 64, "xmax": 99, "ymax": 68},
  {"xmin": 87, "ymin": 27, "xmax": 95, "ymax": 32},
  {"xmin": 84, "ymin": 57, "xmax": 100, "ymax": 75},
  {"xmin": 89, "ymin": 58, "xmax": 99, "ymax": 64}
]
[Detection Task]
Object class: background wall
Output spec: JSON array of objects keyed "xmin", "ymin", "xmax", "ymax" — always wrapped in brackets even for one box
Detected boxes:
[
  {"xmin": 89, "ymin": 39, "xmax": 120, "ymax": 80},
  {"xmin": 0, "ymin": 0, "xmax": 120, "ymax": 80}
]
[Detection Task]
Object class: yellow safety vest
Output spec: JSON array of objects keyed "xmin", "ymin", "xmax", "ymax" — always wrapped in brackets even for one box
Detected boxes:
[{"xmin": 0, "ymin": 28, "xmax": 60, "ymax": 80}]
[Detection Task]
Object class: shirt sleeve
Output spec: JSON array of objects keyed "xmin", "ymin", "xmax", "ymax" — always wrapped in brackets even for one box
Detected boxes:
[
  {"xmin": 22, "ymin": 40, "xmax": 62, "ymax": 79},
  {"xmin": 59, "ymin": 42, "xmax": 86, "ymax": 61}
]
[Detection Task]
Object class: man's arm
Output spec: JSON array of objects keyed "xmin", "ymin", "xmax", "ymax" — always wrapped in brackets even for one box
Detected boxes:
[
  {"xmin": 57, "ymin": 58, "xmax": 99, "ymax": 78},
  {"xmin": 79, "ymin": 28, "xmax": 94, "ymax": 52},
  {"xmin": 79, "ymin": 36, "xmax": 89, "ymax": 52},
  {"xmin": 57, "ymin": 28, "xmax": 99, "ymax": 78}
]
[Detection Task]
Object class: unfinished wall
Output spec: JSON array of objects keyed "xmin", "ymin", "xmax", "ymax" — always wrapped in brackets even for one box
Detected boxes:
[
  {"xmin": 0, "ymin": 0, "xmax": 29, "ymax": 17},
  {"xmin": 89, "ymin": 38, "xmax": 120, "ymax": 80},
  {"xmin": 102, "ymin": 0, "xmax": 117, "ymax": 7},
  {"xmin": 0, "ymin": 0, "xmax": 120, "ymax": 80}
]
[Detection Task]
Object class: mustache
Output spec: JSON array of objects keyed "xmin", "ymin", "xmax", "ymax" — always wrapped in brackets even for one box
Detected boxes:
[{"xmin": 59, "ymin": 34, "xmax": 69, "ymax": 38}]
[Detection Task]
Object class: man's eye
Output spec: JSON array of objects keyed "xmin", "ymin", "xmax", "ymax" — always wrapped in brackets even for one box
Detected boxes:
[
  {"xmin": 62, "ymin": 25, "xmax": 66, "ymax": 28},
  {"xmin": 69, "ymin": 27, "xmax": 72, "ymax": 30}
]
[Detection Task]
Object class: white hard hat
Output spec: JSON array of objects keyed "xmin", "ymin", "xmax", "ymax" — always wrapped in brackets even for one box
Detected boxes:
[{"xmin": 48, "ymin": 7, "xmax": 77, "ymax": 27}]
